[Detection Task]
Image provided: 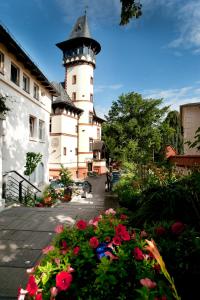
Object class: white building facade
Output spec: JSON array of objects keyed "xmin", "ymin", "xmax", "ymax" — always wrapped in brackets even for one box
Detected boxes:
[{"xmin": 0, "ymin": 24, "xmax": 56, "ymax": 205}]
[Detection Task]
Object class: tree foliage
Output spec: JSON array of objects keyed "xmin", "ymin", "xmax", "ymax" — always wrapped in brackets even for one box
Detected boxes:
[
  {"xmin": 120, "ymin": 0, "xmax": 142, "ymax": 25},
  {"xmin": 24, "ymin": 152, "xmax": 42, "ymax": 177},
  {"xmin": 102, "ymin": 92, "xmax": 170, "ymax": 164},
  {"xmin": 186, "ymin": 127, "xmax": 200, "ymax": 151},
  {"xmin": 59, "ymin": 164, "xmax": 72, "ymax": 186},
  {"xmin": 161, "ymin": 110, "xmax": 183, "ymax": 154},
  {"xmin": 0, "ymin": 94, "xmax": 10, "ymax": 116}
]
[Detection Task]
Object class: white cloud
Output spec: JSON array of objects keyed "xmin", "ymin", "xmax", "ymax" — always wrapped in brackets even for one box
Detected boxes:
[
  {"xmin": 143, "ymin": 85, "xmax": 200, "ymax": 111},
  {"xmin": 94, "ymin": 83, "xmax": 123, "ymax": 93}
]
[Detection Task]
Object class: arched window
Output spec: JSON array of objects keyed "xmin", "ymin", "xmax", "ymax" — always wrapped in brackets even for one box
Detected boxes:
[{"xmin": 37, "ymin": 162, "xmax": 44, "ymax": 185}]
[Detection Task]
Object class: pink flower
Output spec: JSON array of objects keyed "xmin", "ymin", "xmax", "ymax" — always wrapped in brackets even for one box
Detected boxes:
[
  {"xmin": 35, "ymin": 294, "xmax": 43, "ymax": 300},
  {"xmin": 133, "ymin": 247, "xmax": 144, "ymax": 261},
  {"xmin": 155, "ymin": 226, "xmax": 166, "ymax": 236},
  {"xmin": 105, "ymin": 208, "xmax": 116, "ymax": 215},
  {"xmin": 113, "ymin": 235, "xmax": 122, "ymax": 246},
  {"xmin": 54, "ymin": 258, "xmax": 60, "ymax": 266},
  {"xmin": 17, "ymin": 287, "xmax": 28, "ymax": 300},
  {"xmin": 140, "ymin": 230, "xmax": 148, "ymax": 238},
  {"xmin": 140, "ymin": 278, "xmax": 157, "ymax": 289},
  {"xmin": 89, "ymin": 237, "xmax": 99, "ymax": 248},
  {"xmin": 66, "ymin": 265, "xmax": 75, "ymax": 273},
  {"xmin": 26, "ymin": 267, "xmax": 35, "ymax": 274},
  {"xmin": 171, "ymin": 222, "xmax": 185, "ymax": 235},
  {"xmin": 42, "ymin": 245, "xmax": 54, "ymax": 254},
  {"xmin": 26, "ymin": 275, "xmax": 38, "ymax": 296},
  {"xmin": 76, "ymin": 219, "xmax": 87, "ymax": 230},
  {"xmin": 120, "ymin": 214, "xmax": 128, "ymax": 220},
  {"xmin": 55, "ymin": 224, "xmax": 64, "ymax": 234},
  {"xmin": 73, "ymin": 246, "xmax": 80, "ymax": 255},
  {"xmin": 50, "ymin": 287, "xmax": 58, "ymax": 297},
  {"xmin": 56, "ymin": 271, "xmax": 72, "ymax": 291}
]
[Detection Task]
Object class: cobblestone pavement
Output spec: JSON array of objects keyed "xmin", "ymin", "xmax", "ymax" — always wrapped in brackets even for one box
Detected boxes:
[{"xmin": 0, "ymin": 175, "xmax": 118, "ymax": 299}]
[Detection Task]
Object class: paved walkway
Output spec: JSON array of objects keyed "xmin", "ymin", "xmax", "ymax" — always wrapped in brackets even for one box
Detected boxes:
[{"xmin": 0, "ymin": 175, "xmax": 118, "ymax": 299}]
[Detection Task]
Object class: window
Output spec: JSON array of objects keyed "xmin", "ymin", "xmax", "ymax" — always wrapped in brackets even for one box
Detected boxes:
[
  {"xmin": 33, "ymin": 83, "xmax": 39, "ymax": 100},
  {"xmin": 10, "ymin": 63, "xmax": 20, "ymax": 85},
  {"xmin": 49, "ymin": 117, "xmax": 52, "ymax": 133},
  {"xmin": 0, "ymin": 51, "xmax": 4, "ymax": 74},
  {"xmin": 97, "ymin": 128, "xmax": 100, "ymax": 139},
  {"xmin": 90, "ymin": 94, "xmax": 93, "ymax": 102},
  {"xmin": 72, "ymin": 75, "xmax": 76, "ymax": 84},
  {"xmin": 75, "ymin": 148, "xmax": 78, "ymax": 155},
  {"xmin": 63, "ymin": 147, "xmax": 67, "ymax": 156},
  {"xmin": 72, "ymin": 92, "xmax": 76, "ymax": 101},
  {"xmin": 89, "ymin": 138, "xmax": 93, "ymax": 152},
  {"xmin": 29, "ymin": 116, "xmax": 36, "ymax": 138},
  {"xmin": 90, "ymin": 76, "xmax": 93, "ymax": 85},
  {"xmin": 23, "ymin": 73, "xmax": 30, "ymax": 93},
  {"xmin": 39, "ymin": 120, "xmax": 45, "ymax": 140},
  {"xmin": 89, "ymin": 112, "xmax": 93, "ymax": 124}
]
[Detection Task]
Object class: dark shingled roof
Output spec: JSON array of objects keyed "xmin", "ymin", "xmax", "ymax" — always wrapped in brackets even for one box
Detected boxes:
[
  {"xmin": 69, "ymin": 15, "xmax": 91, "ymax": 39},
  {"xmin": 51, "ymin": 82, "xmax": 82, "ymax": 114}
]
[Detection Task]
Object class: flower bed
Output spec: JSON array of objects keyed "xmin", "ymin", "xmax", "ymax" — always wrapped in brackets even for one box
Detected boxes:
[{"xmin": 18, "ymin": 209, "xmax": 180, "ymax": 300}]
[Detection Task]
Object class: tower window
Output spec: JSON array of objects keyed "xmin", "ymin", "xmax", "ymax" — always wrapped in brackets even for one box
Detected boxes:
[
  {"xmin": 63, "ymin": 147, "xmax": 67, "ymax": 156},
  {"xmin": 89, "ymin": 138, "xmax": 93, "ymax": 152},
  {"xmin": 90, "ymin": 94, "xmax": 93, "ymax": 102},
  {"xmin": 89, "ymin": 112, "xmax": 93, "ymax": 124},
  {"xmin": 72, "ymin": 92, "xmax": 76, "ymax": 101},
  {"xmin": 72, "ymin": 75, "xmax": 76, "ymax": 84},
  {"xmin": 49, "ymin": 117, "xmax": 52, "ymax": 133},
  {"xmin": 10, "ymin": 63, "xmax": 20, "ymax": 85},
  {"xmin": 90, "ymin": 76, "xmax": 93, "ymax": 85},
  {"xmin": 97, "ymin": 128, "xmax": 100, "ymax": 139}
]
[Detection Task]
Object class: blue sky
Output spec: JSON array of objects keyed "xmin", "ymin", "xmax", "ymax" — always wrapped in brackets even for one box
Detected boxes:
[{"xmin": 1, "ymin": 0, "xmax": 200, "ymax": 118}]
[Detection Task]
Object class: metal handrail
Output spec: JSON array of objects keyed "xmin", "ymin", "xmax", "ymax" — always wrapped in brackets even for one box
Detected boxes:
[{"xmin": 4, "ymin": 170, "xmax": 41, "ymax": 192}]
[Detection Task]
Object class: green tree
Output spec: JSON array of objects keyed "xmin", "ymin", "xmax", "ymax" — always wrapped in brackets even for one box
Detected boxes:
[
  {"xmin": 102, "ymin": 92, "xmax": 169, "ymax": 164},
  {"xmin": 120, "ymin": 0, "xmax": 142, "ymax": 25},
  {"xmin": 59, "ymin": 164, "xmax": 72, "ymax": 186},
  {"xmin": 186, "ymin": 127, "xmax": 200, "ymax": 151},
  {"xmin": 24, "ymin": 152, "xmax": 42, "ymax": 179},
  {"xmin": 0, "ymin": 94, "xmax": 9, "ymax": 116},
  {"xmin": 161, "ymin": 110, "xmax": 183, "ymax": 154}
]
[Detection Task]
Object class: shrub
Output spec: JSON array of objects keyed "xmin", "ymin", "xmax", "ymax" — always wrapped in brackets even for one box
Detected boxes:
[{"xmin": 18, "ymin": 209, "xmax": 179, "ymax": 300}]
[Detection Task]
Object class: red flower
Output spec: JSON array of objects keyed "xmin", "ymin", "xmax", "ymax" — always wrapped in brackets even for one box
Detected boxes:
[
  {"xmin": 171, "ymin": 222, "xmax": 185, "ymax": 235},
  {"xmin": 76, "ymin": 219, "xmax": 87, "ymax": 230},
  {"xmin": 35, "ymin": 293, "xmax": 43, "ymax": 300},
  {"xmin": 73, "ymin": 246, "xmax": 80, "ymax": 255},
  {"xmin": 120, "ymin": 214, "xmax": 128, "ymax": 220},
  {"xmin": 89, "ymin": 237, "xmax": 99, "ymax": 248},
  {"xmin": 115, "ymin": 224, "xmax": 127, "ymax": 236},
  {"xmin": 113, "ymin": 235, "xmax": 122, "ymax": 245},
  {"xmin": 155, "ymin": 226, "xmax": 166, "ymax": 236},
  {"xmin": 153, "ymin": 263, "xmax": 161, "ymax": 273},
  {"xmin": 121, "ymin": 231, "xmax": 130, "ymax": 241},
  {"xmin": 26, "ymin": 275, "xmax": 38, "ymax": 296},
  {"xmin": 56, "ymin": 271, "xmax": 72, "ymax": 291},
  {"xmin": 105, "ymin": 236, "xmax": 111, "ymax": 242},
  {"xmin": 140, "ymin": 278, "xmax": 157, "ymax": 289},
  {"xmin": 133, "ymin": 247, "xmax": 144, "ymax": 261},
  {"xmin": 61, "ymin": 240, "xmax": 68, "ymax": 249}
]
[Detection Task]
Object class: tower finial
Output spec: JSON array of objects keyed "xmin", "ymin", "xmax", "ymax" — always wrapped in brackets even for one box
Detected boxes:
[{"xmin": 84, "ymin": 5, "xmax": 88, "ymax": 16}]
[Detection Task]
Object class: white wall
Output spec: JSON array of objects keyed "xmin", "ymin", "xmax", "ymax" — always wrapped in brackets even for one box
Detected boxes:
[{"xmin": 0, "ymin": 45, "xmax": 52, "ymax": 186}]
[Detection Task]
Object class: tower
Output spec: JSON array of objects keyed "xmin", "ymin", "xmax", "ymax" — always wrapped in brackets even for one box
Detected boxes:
[{"xmin": 56, "ymin": 14, "xmax": 104, "ymax": 178}]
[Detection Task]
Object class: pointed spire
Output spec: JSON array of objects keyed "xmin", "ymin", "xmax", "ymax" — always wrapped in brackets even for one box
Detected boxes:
[{"xmin": 69, "ymin": 15, "xmax": 91, "ymax": 40}]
